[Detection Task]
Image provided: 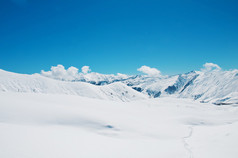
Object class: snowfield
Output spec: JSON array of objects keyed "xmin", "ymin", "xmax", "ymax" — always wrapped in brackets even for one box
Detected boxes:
[
  {"xmin": 0, "ymin": 67, "xmax": 238, "ymax": 158},
  {"xmin": 0, "ymin": 92, "xmax": 238, "ymax": 158}
]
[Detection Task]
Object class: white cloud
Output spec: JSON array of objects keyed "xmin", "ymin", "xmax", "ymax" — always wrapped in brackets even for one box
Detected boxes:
[
  {"xmin": 41, "ymin": 64, "xmax": 162, "ymax": 81},
  {"xmin": 67, "ymin": 66, "xmax": 79, "ymax": 77},
  {"xmin": 48, "ymin": 65, "xmax": 67, "ymax": 78},
  {"xmin": 202, "ymin": 63, "xmax": 221, "ymax": 72},
  {"xmin": 137, "ymin": 65, "xmax": 161, "ymax": 77},
  {"xmin": 81, "ymin": 66, "xmax": 91, "ymax": 74},
  {"xmin": 41, "ymin": 65, "xmax": 95, "ymax": 81},
  {"xmin": 41, "ymin": 65, "xmax": 80, "ymax": 80}
]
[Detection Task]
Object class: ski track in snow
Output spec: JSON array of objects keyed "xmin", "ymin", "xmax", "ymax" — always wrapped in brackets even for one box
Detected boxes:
[{"xmin": 183, "ymin": 126, "xmax": 194, "ymax": 158}]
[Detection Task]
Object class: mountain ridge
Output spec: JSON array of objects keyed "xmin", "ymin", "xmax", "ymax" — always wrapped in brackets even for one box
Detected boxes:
[{"xmin": 0, "ymin": 68, "xmax": 238, "ymax": 104}]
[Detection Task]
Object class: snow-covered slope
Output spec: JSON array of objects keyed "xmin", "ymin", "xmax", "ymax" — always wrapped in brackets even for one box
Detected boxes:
[
  {"xmin": 179, "ymin": 70, "xmax": 238, "ymax": 104},
  {"xmin": 1, "ymin": 67, "xmax": 238, "ymax": 104},
  {"xmin": 0, "ymin": 69, "xmax": 146, "ymax": 101},
  {"xmin": 120, "ymin": 71, "xmax": 198, "ymax": 98},
  {"xmin": 1, "ymin": 92, "xmax": 238, "ymax": 158},
  {"xmin": 1, "ymin": 66, "xmax": 238, "ymax": 158},
  {"xmin": 118, "ymin": 70, "xmax": 238, "ymax": 104}
]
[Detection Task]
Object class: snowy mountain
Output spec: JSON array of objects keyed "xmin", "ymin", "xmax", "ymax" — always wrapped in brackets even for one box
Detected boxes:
[
  {"xmin": 119, "ymin": 71, "xmax": 198, "ymax": 98},
  {"xmin": 0, "ymin": 69, "xmax": 146, "ymax": 102},
  {"xmin": 179, "ymin": 69, "xmax": 238, "ymax": 104},
  {"xmin": 1, "ymin": 66, "xmax": 238, "ymax": 158},
  {"xmin": 40, "ymin": 65, "xmax": 238, "ymax": 104},
  {"xmin": 0, "ymin": 64, "xmax": 238, "ymax": 104},
  {"xmin": 121, "ymin": 69, "xmax": 238, "ymax": 105}
]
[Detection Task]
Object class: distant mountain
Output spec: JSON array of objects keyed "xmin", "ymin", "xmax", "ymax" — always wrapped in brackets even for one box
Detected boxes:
[
  {"xmin": 0, "ymin": 69, "xmax": 146, "ymax": 102},
  {"xmin": 178, "ymin": 70, "xmax": 238, "ymax": 104},
  {"xmin": 41, "ymin": 68, "xmax": 238, "ymax": 104},
  {"xmin": 1, "ymin": 68, "xmax": 238, "ymax": 104}
]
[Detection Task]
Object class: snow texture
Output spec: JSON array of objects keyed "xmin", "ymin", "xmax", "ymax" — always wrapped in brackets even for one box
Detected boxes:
[{"xmin": 0, "ymin": 92, "xmax": 238, "ymax": 158}]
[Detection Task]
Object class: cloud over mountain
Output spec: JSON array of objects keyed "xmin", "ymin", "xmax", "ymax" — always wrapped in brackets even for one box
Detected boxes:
[
  {"xmin": 41, "ymin": 65, "xmax": 80, "ymax": 80},
  {"xmin": 81, "ymin": 66, "xmax": 91, "ymax": 74},
  {"xmin": 202, "ymin": 63, "xmax": 221, "ymax": 72},
  {"xmin": 40, "ymin": 63, "xmax": 226, "ymax": 84},
  {"xmin": 137, "ymin": 65, "xmax": 161, "ymax": 77}
]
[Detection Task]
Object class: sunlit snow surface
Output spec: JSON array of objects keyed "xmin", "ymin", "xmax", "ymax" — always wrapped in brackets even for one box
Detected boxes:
[{"xmin": 0, "ymin": 92, "xmax": 238, "ymax": 158}]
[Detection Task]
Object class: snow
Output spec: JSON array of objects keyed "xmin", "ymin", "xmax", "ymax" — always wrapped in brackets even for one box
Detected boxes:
[
  {"xmin": 0, "ymin": 92, "xmax": 238, "ymax": 158},
  {"xmin": 0, "ymin": 67, "xmax": 238, "ymax": 157},
  {"xmin": 38, "ymin": 64, "xmax": 238, "ymax": 104},
  {"xmin": 0, "ymin": 69, "xmax": 146, "ymax": 101},
  {"xmin": 1, "ymin": 67, "xmax": 238, "ymax": 104},
  {"xmin": 180, "ymin": 70, "xmax": 238, "ymax": 104}
]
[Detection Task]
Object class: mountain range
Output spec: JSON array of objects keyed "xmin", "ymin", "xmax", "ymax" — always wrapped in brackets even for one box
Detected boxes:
[{"xmin": 1, "ymin": 66, "xmax": 238, "ymax": 104}]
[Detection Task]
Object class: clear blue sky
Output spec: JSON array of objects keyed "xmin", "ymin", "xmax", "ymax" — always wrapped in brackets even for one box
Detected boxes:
[{"xmin": 0, "ymin": 0, "xmax": 237, "ymax": 75}]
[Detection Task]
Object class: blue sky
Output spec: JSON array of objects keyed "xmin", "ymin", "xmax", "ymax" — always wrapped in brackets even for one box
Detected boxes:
[{"xmin": 0, "ymin": 0, "xmax": 237, "ymax": 75}]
